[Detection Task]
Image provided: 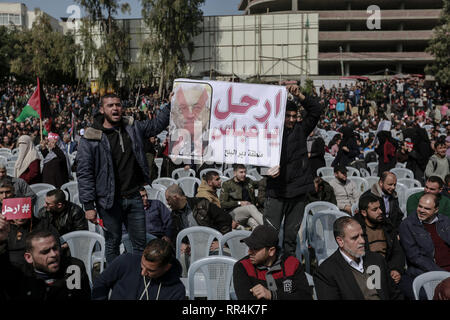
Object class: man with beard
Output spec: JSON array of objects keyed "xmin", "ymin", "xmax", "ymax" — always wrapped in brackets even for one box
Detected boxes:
[
  {"xmin": 232, "ymin": 225, "xmax": 312, "ymax": 300},
  {"xmin": 0, "ymin": 163, "xmax": 36, "ymax": 203},
  {"xmin": 361, "ymin": 171, "xmax": 404, "ymax": 231},
  {"xmin": 77, "ymin": 93, "xmax": 171, "ymax": 265},
  {"xmin": 314, "ymin": 216, "xmax": 403, "ymax": 300},
  {"xmin": 0, "ymin": 224, "xmax": 91, "ymax": 300},
  {"xmin": 354, "ymin": 194, "xmax": 405, "ymax": 285}
]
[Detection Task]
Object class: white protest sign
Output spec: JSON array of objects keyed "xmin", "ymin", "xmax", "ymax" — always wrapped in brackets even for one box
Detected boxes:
[{"xmin": 168, "ymin": 79, "xmax": 286, "ymax": 168}]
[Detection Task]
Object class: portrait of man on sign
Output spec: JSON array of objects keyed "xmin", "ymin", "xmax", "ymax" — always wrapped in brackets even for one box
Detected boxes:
[{"xmin": 169, "ymin": 82, "xmax": 212, "ymax": 163}]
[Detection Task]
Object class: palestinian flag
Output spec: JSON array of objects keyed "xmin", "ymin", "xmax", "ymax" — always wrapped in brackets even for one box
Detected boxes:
[{"xmin": 15, "ymin": 78, "xmax": 51, "ymax": 122}]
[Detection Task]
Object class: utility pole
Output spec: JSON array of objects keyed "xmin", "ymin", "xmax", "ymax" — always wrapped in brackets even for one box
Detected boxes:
[{"xmin": 339, "ymin": 46, "xmax": 344, "ymax": 76}]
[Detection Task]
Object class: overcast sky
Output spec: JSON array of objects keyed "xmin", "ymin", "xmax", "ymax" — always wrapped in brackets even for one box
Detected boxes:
[{"xmin": 0, "ymin": 0, "xmax": 243, "ymax": 19}]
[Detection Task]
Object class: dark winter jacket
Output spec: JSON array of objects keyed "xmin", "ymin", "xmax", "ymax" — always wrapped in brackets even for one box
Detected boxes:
[
  {"xmin": 220, "ymin": 177, "xmax": 258, "ymax": 212},
  {"xmin": 354, "ymin": 213, "xmax": 405, "ymax": 273},
  {"xmin": 37, "ymin": 201, "xmax": 88, "ymax": 236},
  {"xmin": 399, "ymin": 213, "xmax": 450, "ymax": 278},
  {"xmin": 42, "ymin": 145, "xmax": 70, "ymax": 188},
  {"xmin": 305, "ymin": 180, "xmax": 337, "ymax": 205},
  {"xmin": 76, "ymin": 105, "xmax": 170, "ymax": 211},
  {"xmin": 332, "ymin": 127, "xmax": 360, "ymax": 167},
  {"xmin": 92, "ymin": 253, "xmax": 185, "ymax": 300},
  {"xmin": 233, "ymin": 253, "xmax": 313, "ymax": 300},
  {"xmin": 266, "ymin": 95, "xmax": 323, "ymax": 199}
]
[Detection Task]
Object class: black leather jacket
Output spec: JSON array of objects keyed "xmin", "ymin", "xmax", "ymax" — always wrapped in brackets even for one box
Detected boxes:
[{"xmin": 37, "ymin": 201, "xmax": 88, "ymax": 236}]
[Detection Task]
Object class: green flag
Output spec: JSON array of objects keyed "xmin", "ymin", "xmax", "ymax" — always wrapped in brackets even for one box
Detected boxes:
[{"xmin": 15, "ymin": 104, "xmax": 40, "ymax": 122}]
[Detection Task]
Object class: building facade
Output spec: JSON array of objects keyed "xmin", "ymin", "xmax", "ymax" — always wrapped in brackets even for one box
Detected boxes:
[{"xmin": 239, "ymin": 0, "xmax": 443, "ymax": 76}]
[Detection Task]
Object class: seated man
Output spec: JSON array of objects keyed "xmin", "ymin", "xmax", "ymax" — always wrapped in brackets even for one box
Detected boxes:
[
  {"xmin": 306, "ymin": 176, "xmax": 337, "ymax": 205},
  {"xmin": 233, "ymin": 225, "xmax": 312, "ymax": 300},
  {"xmin": 36, "ymin": 189, "xmax": 88, "ymax": 236},
  {"xmin": 399, "ymin": 193, "xmax": 450, "ymax": 300},
  {"xmin": 314, "ymin": 216, "xmax": 403, "ymax": 300},
  {"xmin": 361, "ymin": 171, "xmax": 403, "ymax": 231},
  {"xmin": 0, "ymin": 163, "xmax": 36, "ymax": 204},
  {"xmin": 354, "ymin": 194, "xmax": 405, "ymax": 285},
  {"xmin": 139, "ymin": 187, "xmax": 172, "ymax": 242},
  {"xmin": 0, "ymin": 181, "xmax": 57, "ymax": 269},
  {"xmin": 406, "ymin": 176, "xmax": 450, "ymax": 218},
  {"xmin": 220, "ymin": 164, "xmax": 263, "ymax": 230},
  {"xmin": 196, "ymin": 171, "xmax": 222, "ymax": 208},
  {"xmin": 165, "ymin": 184, "xmax": 237, "ymax": 276},
  {"xmin": 0, "ymin": 225, "xmax": 91, "ymax": 300},
  {"xmin": 329, "ymin": 165, "xmax": 359, "ymax": 215},
  {"xmin": 92, "ymin": 238, "xmax": 185, "ymax": 300}
]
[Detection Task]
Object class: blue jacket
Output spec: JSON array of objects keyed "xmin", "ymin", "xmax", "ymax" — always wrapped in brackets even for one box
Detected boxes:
[
  {"xmin": 145, "ymin": 199, "xmax": 173, "ymax": 238},
  {"xmin": 399, "ymin": 213, "xmax": 450, "ymax": 278},
  {"xmin": 92, "ymin": 253, "xmax": 186, "ymax": 300},
  {"xmin": 76, "ymin": 106, "xmax": 170, "ymax": 210}
]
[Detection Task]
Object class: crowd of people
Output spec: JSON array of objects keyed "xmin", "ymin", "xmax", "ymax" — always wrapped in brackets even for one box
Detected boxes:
[{"xmin": 0, "ymin": 76, "xmax": 449, "ymax": 301}]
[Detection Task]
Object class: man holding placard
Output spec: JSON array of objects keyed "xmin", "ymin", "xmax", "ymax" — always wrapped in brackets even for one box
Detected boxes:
[{"xmin": 264, "ymin": 84, "xmax": 323, "ymax": 256}]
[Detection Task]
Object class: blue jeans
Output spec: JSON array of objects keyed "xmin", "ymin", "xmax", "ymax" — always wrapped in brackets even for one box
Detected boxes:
[{"xmin": 98, "ymin": 193, "xmax": 146, "ymax": 265}]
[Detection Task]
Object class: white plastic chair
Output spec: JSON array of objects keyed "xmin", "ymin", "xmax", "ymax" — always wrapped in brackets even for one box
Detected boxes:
[
  {"xmin": 177, "ymin": 176, "xmax": 201, "ymax": 198},
  {"xmin": 60, "ymin": 230, "xmax": 106, "ymax": 287},
  {"xmin": 187, "ymin": 256, "xmax": 237, "ymax": 300},
  {"xmin": 412, "ymin": 271, "xmax": 450, "ymax": 300},
  {"xmin": 346, "ymin": 167, "xmax": 361, "ymax": 177},
  {"xmin": 219, "ymin": 230, "xmax": 251, "ymax": 260},
  {"xmin": 6, "ymin": 161, "xmax": 15, "ymax": 169},
  {"xmin": 365, "ymin": 176, "xmax": 379, "ymax": 190},
  {"xmin": 396, "ymin": 182, "xmax": 407, "ymax": 214},
  {"xmin": 397, "ymin": 178, "xmax": 422, "ymax": 189},
  {"xmin": 325, "ymin": 157, "xmax": 335, "ymax": 167},
  {"xmin": 0, "ymin": 152, "xmax": 11, "ymax": 159},
  {"xmin": 171, "ymin": 168, "xmax": 196, "ymax": 180},
  {"xmin": 144, "ymin": 184, "xmax": 169, "ymax": 207},
  {"xmin": 0, "ymin": 147, "xmax": 12, "ymax": 153},
  {"xmin": 247, "ymin": 168, "xmax": 263, "ymax": 181},
  {"xmin": 360, "ymin": 168, "xmax": 371, "ymax": 178},
  {"xmin": 367, "ymin": 162, "xmax": 378, "ymax": 176},
  {"xmin": 223, "ymin": 168, "xmax": 235, "ymax": 178},
  {"xmin": 0, "ymin": 155, "xmax": 9, "ymax": 164},
  {"xmin": 299, "ymin": 201, "xmax": 340, "ymax": 273},
  {"xmin": 152, "ymin": 177, "xmax": 177, "ymax": 188},
  {"xmin": 310, "ymin": 210, "xmax": 348, "ymax": 265},
  {"xmin": 11, "ymin": 148, "xmax": 20, "ymax": 155},
  {"xmin": 154, "ymin": 158, "xmax": 163, "ymax": 178},
  {"xmin": 30, "ymin": 183, "xmax": 56, "ymax": 194},
  {"xmin": 395, "ymin": 162, "xmax": 407, "ymax": 168},
  {"xmin": 305, "ymin": 272, "xmax": 317, "ymax": 300},
  {"xmin": 6, "ymin": 167, "xmax": 15, "ymax": 177},
  {"xmin": 72, "ymin": 193, "xmax": 82, "ymax": 207},
  {"xmin": 199, "ymin": 168, "xmax": 222, "ymax": 180},
  {"xmin": 175, "ymin": 226, "xmax": 223, "ymax": 264},
  {"xmin": 347, "ymin": 176, "xmax": 369, "ymax": 193},
  {"xmin": 390, "ymin": 168, "xmax": 414, "ymax": 179},
  {"xmin": 61, "ymin": 181, "xmax": 79, "ymax": 202},
  {"xmin": 33, "ymin": 189, "xmax": 51, "ymax": 217},
  {"xmin": 317, "ymin": 167, "xmax": 334, "ymax": 177}
]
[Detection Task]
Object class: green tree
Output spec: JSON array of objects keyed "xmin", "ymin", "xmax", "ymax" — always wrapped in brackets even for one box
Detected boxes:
[
  {"xmin": 141, "ymin": 0, "xmax": 205, "ymax": 96},
  {"xmin": 425, "ymin": 0, "xmax": 450, "ymax": 85},
  {"xmin": 9, "ymin": 12, "xmax": 79, "ymax": 84},
  {"xmin": 75, "ymin": 0, "xmax": 131, "ymax": 90},
  {"xmin": 0, "ymin": 26, "xmax": 20, "ymax": 81}
]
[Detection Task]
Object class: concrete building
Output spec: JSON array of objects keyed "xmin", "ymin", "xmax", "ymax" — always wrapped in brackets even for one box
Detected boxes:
[
  {"xmin": 0, "ymin": 2, "xmax": 63, "ymax": 32},
  {"xmin": 238, "ymin": 0, "xmax": 443, "ymax": 76},
  {"xmin": 68, "ymin": 12, "xmax": 319, "ymax": 83}
]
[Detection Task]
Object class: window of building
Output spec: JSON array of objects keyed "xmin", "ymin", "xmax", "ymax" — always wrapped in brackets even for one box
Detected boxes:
[{"xmin": 0, "ymin": 13, "xmax": 21, "ymax": 26}]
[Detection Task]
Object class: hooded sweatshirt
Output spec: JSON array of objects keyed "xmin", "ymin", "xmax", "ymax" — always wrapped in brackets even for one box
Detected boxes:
[
  {"xmin": 196, "ymin": 179, "xmax": 221, "ymax": 207},
  {"xmin": 92, "ymin": 253, "xmax": 186, "ymax": 300},
  {"xmin": 93, "ymin": 114, "xmax": 145, "ymax": 197}
]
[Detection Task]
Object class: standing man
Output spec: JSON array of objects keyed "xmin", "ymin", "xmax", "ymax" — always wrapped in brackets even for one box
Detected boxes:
[
  {"xmin": 264, "ymin": 84, "xmax": 323, "ymax": 255},
  {"xmin": 76, "ymin": 93, "xmax": 171, "ymax": 264}
]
